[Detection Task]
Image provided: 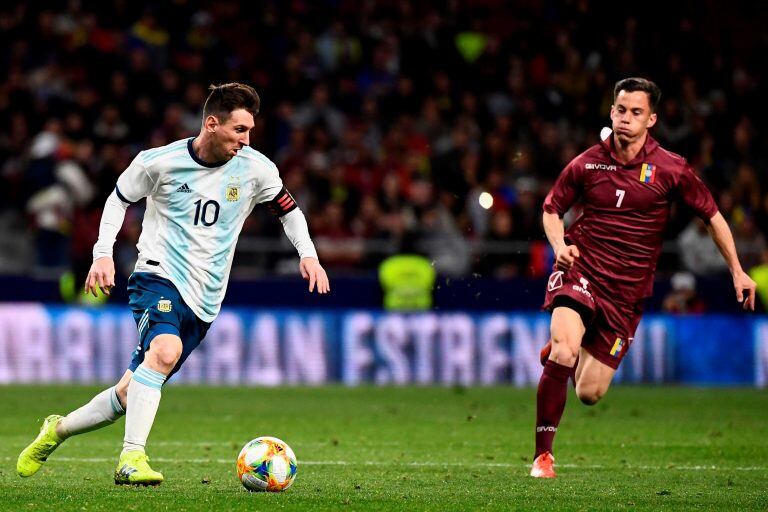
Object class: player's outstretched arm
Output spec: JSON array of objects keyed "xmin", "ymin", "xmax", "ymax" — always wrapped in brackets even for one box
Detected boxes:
[
  {"xmin": 707, "ymin": 212, "xmax": 757, "ymax": 310},
  {"xmin": 543, "ymin": 211, "xmax": 580, "ymax": 270},
  {"xmin": 300, "ymin": 257, "xmax": 330, "ymax": 294}
]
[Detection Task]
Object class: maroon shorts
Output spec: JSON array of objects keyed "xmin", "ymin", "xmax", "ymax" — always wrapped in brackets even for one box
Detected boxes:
[{"xmin": 542, "ymin": 268, "xmax": 643, "ymax": 370}]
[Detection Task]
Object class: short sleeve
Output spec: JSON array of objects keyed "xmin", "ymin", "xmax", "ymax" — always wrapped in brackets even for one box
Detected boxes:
[
  {"xmin": 543, "ymin": 161, "xmax": 582, "ymax": 216},
  {"xmin": 253, "ymin": 162, "xmax": 285, "ymax": 204},
  {"xmin": 115, "ymin": 153, "xmax": 155, "ymax": 204},
  {"xmin": 677, "ymin": 163, "xmax": 718, "ymax": 221}
]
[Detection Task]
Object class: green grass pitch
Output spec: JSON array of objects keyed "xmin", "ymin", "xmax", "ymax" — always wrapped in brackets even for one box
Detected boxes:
[{"xmin": 1, "ymin": 385, "xmax": 766, "ymax": 511}]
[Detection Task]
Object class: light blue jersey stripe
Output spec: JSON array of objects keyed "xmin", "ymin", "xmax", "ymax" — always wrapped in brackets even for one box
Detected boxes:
[
  {"xmin": 141, "ymin": 145, "xmax": 180, "ymax": 165},
  {"xmin": 143, "ymin": 144, "xmax": 187, "ymax": 166},
  {"xmin": 141, "ymin": 139, "xmax": 187, "ymax": 163},
  {"xmin": 243, "ymin": 147, "xmax": 277, "ymax": 170}
]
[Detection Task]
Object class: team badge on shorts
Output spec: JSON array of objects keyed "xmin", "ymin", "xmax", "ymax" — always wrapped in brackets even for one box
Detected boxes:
[
  {"xmin": 157, "ymin": 299, "xmax": 172, "ymax": 313},
  {"xmin": 548, "ymin": 271, "xmax": 564, "ymax": 291},
  {"xmin": 610, "ymin": 337, "xmax": 625, "ymax": 357}
]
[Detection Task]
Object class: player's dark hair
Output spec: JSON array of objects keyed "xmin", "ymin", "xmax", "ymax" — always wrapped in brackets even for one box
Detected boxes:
[
  {"xmin": 613, "ymin": 77, "xmax": 661, "ymax": 112},
  {"xmin": 202, "ymin": 83, "xmax": 260, "ymax": 122}
]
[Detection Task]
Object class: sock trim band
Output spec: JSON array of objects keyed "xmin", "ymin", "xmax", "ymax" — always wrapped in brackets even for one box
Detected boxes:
[
  {"xmin": 133, "ymin": 365, "xmax": 165, "ymax": 390},
  {"xmin": 110, "ymin": 387, "xmax": 125, "ymax": 415}
]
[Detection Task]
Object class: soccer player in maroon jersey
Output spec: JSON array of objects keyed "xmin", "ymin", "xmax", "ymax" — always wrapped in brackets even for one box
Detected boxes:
[{"xmin": 530, "ymin": 77, "xmax": 757, "ymax": 478}]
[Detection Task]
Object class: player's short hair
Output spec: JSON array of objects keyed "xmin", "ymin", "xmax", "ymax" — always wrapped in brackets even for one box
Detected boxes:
[
  {"xmin": 202, "ymin": 83, "xmax": 260, "ymax": 123},
  {"xmin": 613, "ymin": 77, "xmax": 661, "ymax": 112}
]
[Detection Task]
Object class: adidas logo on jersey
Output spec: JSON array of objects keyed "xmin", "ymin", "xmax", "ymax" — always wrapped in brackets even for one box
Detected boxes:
[{"xmin": 176, "ymin": 183, "xmax": 192, "ymax": 193}]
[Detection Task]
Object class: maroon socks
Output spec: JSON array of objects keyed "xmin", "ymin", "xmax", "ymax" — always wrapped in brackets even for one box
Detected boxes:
[{"xmin": 534, "ymin": 360, "xmax": 572, "ymax": 458}]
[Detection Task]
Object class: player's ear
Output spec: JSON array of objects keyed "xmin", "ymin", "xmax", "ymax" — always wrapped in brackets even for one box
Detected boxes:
[
  {"xmin": 647, "ymin": 112, "xmax": 657, "ymax": 129},
  {"xmin": 609, "ymin": 105, "xmax": 617, "ymax": 121},
  {"xmin": 204, "ymin": 115, "xmax": 219, "ymax": 133}
]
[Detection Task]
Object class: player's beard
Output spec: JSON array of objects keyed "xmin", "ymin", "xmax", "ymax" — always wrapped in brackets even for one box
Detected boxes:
[{"xmin": 215, "ymin": 143, "xmax": 237, "ymax": 162}]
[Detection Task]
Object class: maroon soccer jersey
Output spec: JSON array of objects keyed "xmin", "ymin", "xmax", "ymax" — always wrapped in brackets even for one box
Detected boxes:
[{"xmin": 543, "ymin": 134, "xmax": 718, "ymax": 302}]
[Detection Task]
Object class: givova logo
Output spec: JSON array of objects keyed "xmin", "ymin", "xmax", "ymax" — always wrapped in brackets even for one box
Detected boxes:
[
  {"xmin": 585, "ymin": 162, "xmax": 617, "ymax": 171},
  {"xmin": 572, "ymin": 277, "xmax": 593, "ymax": 300}
]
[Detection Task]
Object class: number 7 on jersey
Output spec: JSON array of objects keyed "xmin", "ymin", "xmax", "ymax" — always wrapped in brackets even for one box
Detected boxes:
[{"xmin": 615, "ymin": 189, "xmax": 625, "ymax": 208}]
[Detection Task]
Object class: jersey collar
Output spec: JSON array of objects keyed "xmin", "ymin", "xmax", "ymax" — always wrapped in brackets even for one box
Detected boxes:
[
  {"xmin": 187, "ymin": 137, "xmax": 228, "ymax": 168},
  {"xmin": 600, "ymin": 132, "xmax": 659, "ymax": 166}
]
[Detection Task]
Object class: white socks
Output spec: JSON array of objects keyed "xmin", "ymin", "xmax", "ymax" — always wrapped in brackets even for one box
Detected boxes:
[
  {"xmin": 122, "ymin": 364, "xmax": 166, "ymax": 453},
  {"xmin": 52, "ymin": 364, "xmax": 166, "ymax": 454},
  {"xmin": 59, "ymin": 386, "xmax": 125, "ymax": 439}
]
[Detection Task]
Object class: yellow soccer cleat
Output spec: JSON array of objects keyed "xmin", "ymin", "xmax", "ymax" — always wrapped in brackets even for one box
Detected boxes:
[
  {"xmin": 17, "ymin": 415, "xmax": 65, "ymax": 477},
  {"xmin": 114, "ymin": 451, "xmax": 164, "ymax": 486}
]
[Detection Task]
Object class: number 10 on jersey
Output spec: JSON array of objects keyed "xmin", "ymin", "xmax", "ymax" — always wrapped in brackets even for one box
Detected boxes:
[{"xmin": 194, "ymin": 199, "xmax": 220, "ymax": 226}]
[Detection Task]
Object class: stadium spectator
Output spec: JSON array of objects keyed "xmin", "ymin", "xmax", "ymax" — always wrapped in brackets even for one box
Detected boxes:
[
  {"xmin": 662, "ymin": 271, "xmax": 706, "ymax": 314},
  {"xmin": 677, "ymin": 219, "xmax": 729, "ymax": 276},
  {"xmin": 0, "ymin": 1, "xmax": 765, "ymax": 287}
]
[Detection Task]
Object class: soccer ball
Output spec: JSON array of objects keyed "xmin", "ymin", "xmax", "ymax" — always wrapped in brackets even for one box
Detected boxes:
[{"xmin": 236, "ymin": 436, "xmax": 297, "ymax": 492}]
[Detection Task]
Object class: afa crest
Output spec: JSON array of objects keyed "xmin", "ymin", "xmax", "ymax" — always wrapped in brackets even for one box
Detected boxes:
[
  {"xmin": 226, "ymin": 176, "xmax": 240, "ymax": 202},
  {"xmin": 157, "ymin": 299, "xmax": 172, "ymax": 313}
]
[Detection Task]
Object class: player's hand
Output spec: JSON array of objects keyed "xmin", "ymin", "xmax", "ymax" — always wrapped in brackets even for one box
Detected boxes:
[
  {"xmin": 84, "ymin": 256, "xmax": 115, "ymax": 297},
  {"xmin": 733, "ymin": 270, "xmax": 756, "ymax": 311},
  {"xmin": 555, "ymin": 244, "xmax": 580, "ymax": 271},
  {"xmin": 300, "ymin": 257, "xmax": 330, "ymax": 294}
]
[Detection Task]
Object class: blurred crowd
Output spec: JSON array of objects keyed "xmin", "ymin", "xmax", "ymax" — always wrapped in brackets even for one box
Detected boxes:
[{"xmin": 0, "ymin": 0, "xmax": 766, "ymax": 285}]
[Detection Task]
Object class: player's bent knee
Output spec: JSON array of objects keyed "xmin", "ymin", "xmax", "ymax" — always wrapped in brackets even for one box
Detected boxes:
[
  {"xmin": 550, "ymin": 333, "xmax": 580, "ymax": 365},
  {"xmin": 145, "ymin": 338, "xmax": 182, "ymax": 373},
  {"xmin": 148, "ymin": 349, "xmax": 181, "ymax": 372},
  {"xmin": 576, "ymin": 385, "xmax": 605, "ymax": 405}
]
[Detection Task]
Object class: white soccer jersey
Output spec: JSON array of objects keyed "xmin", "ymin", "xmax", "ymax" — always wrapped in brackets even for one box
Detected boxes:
[{"xmin": 114, "ymin": 138, "xmax": 287, "ymax": 322}]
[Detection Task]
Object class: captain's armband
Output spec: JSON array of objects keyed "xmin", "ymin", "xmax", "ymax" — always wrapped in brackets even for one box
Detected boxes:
[{"xmin": 265, "ymin": 187, "xmax": 298, "ymax": 217}]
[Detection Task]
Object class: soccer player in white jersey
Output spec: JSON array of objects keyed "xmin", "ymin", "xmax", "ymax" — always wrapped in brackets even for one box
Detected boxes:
[{"xmin": 17, "ymin": 83, "xmax": 330, "ymax": 485}]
